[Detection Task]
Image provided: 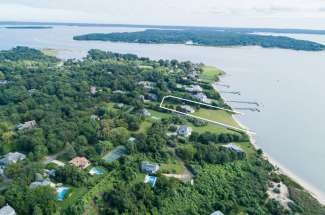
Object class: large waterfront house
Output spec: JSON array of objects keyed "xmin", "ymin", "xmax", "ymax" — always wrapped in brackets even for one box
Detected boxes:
[
  {"xmin": 141, "ymin": 161, "xmax": 160, "ymax": 174},
  {"xmin": 185, "ymin": 84, "xmax": 203, "ymax": 92},
  {"xmin": 0, "ymin": 152, "xmax": 26, "ymax": 166},
  {"xmin": 223, "ymin": 143, "xmax": 244, "ymax": 153},
  {"xmin": 193, "ymin": 93, "xmax": 211, "ymax": 104}
]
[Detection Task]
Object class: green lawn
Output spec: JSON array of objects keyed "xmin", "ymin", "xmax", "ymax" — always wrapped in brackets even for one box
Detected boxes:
[
  {"xmin": 199, "ymin": 66, "xmax": 224, "ymax": 83},
  {"xmin": 148, "ymin": 109, "xmax": 170, "ymax": 119},
  {"xmin": 192, "ymin": 108, "xmax": 240, "ymax": 128},
  {"xmin": 237, "ymin": 142, "xmax": 256, "ymax": 159},
  {"xmin": 190, "ymin": 123, "xmax": 235, "ymax": 134},
  {"xmin": 136, "ymin": 120, "xmax": 153, "ymax": 134},
  {"xmin": 160, "ymin": 162, "xmax": 185, "ymax": 174}
]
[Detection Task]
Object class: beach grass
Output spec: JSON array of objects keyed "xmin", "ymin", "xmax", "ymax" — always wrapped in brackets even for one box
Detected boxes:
[{"xmin": 199, "ymin": 66, "xmax": 224, "ymax": 83}]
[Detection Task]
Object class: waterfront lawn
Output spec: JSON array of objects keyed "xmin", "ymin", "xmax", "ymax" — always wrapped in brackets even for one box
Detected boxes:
[
  {"xmin": 192, "ymin": 108, "xmax": 241, "ymax": 128},
  {"xmin": 190, "ymin": 122, "xmax": 236, "ymax": 135},
  {"xmin": 236, "ymin": 142, "xmax": 255, "ymax": 158},
  {"xmin": 199, "ymin": 66, "xmax": 224, "ymax": 83}
]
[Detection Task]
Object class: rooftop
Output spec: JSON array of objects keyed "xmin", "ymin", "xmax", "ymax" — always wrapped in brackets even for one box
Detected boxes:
[
  {"xmin": 0, "ymin": 204, "xmax": 16, "ymax": 215},
  {"xmin": 69, "ymin": 157, "xmax": 91, "ymax": 169}
]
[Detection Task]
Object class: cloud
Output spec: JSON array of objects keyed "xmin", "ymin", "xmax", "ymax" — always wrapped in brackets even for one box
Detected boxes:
[{"xmin": 0, "ymin": 0, "xmax": 325, "ymax": 29}]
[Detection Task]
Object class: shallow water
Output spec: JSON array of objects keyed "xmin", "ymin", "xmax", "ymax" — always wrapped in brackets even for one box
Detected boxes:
[{"xmin": 1, "ymin": 25, "xmax": 325, "ymax": 201}]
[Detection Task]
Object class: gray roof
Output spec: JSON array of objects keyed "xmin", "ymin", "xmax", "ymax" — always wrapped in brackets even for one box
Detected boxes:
[
  {"xmin": 223, "ymin": 143, "xmax": 243, "ymax": 153},
  {"xmin": 0, "ymin": 204, "xmax": 16, "ymax": 215},
  {"xmin": 210, "ymin": 211, "xmax": 224, "ymax": 215},
  {"xmin": 29, "ymin": 179, "xmax": 53, "ymax": 189},
  {"xmin": 177, "ymin": 125, "xmax": 192, "ymax": 136},
  {"xmin": 0, "ymin": 152, "xmax": 26, "ymax": 165},
  {"xmin": 141, "ymin": 161, "xmax": 159, "ymax": 174}
]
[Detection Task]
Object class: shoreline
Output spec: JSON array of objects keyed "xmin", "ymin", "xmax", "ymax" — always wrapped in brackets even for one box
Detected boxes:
[
  {"xmin": 231, "ymin": 114, "xmax": 325, "ymax": 205},
  {"xmin": 216, "ymin": 73, "xmax": 325, "ymax": 205}
]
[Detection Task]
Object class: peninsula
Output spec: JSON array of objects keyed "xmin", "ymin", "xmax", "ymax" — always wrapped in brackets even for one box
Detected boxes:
[{"xmin": 0, "ymin": 47, "xmax": 323, "ymax": 215}]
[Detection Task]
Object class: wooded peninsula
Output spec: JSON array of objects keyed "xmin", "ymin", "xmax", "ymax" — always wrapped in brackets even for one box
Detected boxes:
[
  {"xmin": 0, "ymin": 47, "xmax": 323, "ymax": 215},
  {"xmin": 73, "ymin": 29, "xmax": 325, "ymax": 51}
]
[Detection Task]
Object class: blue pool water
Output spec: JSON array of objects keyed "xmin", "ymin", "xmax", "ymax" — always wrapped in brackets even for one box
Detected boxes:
[
  {"xmin": 144, "ymin": 175, "xmax": 157, "ymax": 187},
  {"xmin": 89, "ymin": 167, "xmax": 103, "ymax": 175},
  {"xmin": 57, "ymin": 187, "xmax": 69, "ymax": 201}
]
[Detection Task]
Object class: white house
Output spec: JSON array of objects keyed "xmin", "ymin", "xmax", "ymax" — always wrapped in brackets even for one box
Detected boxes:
[
  {"xmin": 177, "ymin": 125, "xmax": 193, "ymax": 137},
  {"xmin": 16, "ymin": 120, "xmax": 37, "ymax": 130},
  {"xmin": 210, "ymin": 211, "xmax": 224, "ymax": 215},
  {"xmin": 0, "ymin": 152, "xmax": 26, "ymax": 166},
  {"xmin": 30, "ymin": 179, "xmax": 56, "ymax": 189},
  {"xmin": 0, "ymin": 204, "xmax": 16, "ymax": 215},
  {"xmin": 193, "ymin": 93, "xmax": 211, "ymax": 104},
  {"xmin": 138, "ymin": 81, "xmax": 155, "ymax": 89},
  {"xmin": 185, "ymin": 84, "xmax": 203, "ymax": 92},
  {"xmin": 180, "ymin": 105, "xmax": 195, "ymax": 113},
  {"xmin": 90, "ymin": 86, "xmax": 97, "ymax": 95}
]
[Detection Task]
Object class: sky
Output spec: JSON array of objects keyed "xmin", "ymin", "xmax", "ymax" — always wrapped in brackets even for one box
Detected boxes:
[{"xmin": 0, "ymin": 0, "xmax": 325, "ymax": 29}]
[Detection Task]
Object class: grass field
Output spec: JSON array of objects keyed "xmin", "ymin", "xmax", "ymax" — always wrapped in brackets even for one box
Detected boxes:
[
  {"xmin": 192, "ymin": 108, "xmax": 240, "ymax": 128},
  {"xmin": 199, "ymin": 66, "xmax": 224, "ymax": 83},
  {"xmin": 190, "ymin": 123, "xmax": 236, "ymax": 134},
  {"xmin": 160, "ymin": 162, "xmax": 185, "ymax": 174},
  {"xmin": 148, "ymin": 109, "xmax": 170, "ymax": 119}
]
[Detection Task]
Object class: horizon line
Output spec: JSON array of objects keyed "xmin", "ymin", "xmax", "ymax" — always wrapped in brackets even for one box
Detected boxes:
[{"xmin": 1, "ymin": 20, "xmax": 325, "ymax": 32}]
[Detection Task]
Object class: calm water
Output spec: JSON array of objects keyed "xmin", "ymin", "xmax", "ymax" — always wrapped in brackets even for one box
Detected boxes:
[{"xmin": 1, "ymin": 26, "xmax": 325, "ymax": 201}]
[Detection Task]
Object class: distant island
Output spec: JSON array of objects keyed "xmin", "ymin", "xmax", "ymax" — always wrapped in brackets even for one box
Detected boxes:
[
  {"xmin": 5, "ymin": 26, "xmax": 52, "ymax": 29},
  {"xmin": 73, "ymin": 29, "xmax": 325, "ymax": 51}
]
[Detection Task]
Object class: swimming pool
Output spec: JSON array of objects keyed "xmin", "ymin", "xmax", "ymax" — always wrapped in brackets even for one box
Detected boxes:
[
  {"xmin": 144, "ymin": 175, "xmax": 157, "ymax": 187},
  {"xmin": 89, "ymin": 167, "xmax": 104, "ymax": 175},
  {"xmin": 57, "ymin": 187, "xmax": 69, "ymax": 201}
]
